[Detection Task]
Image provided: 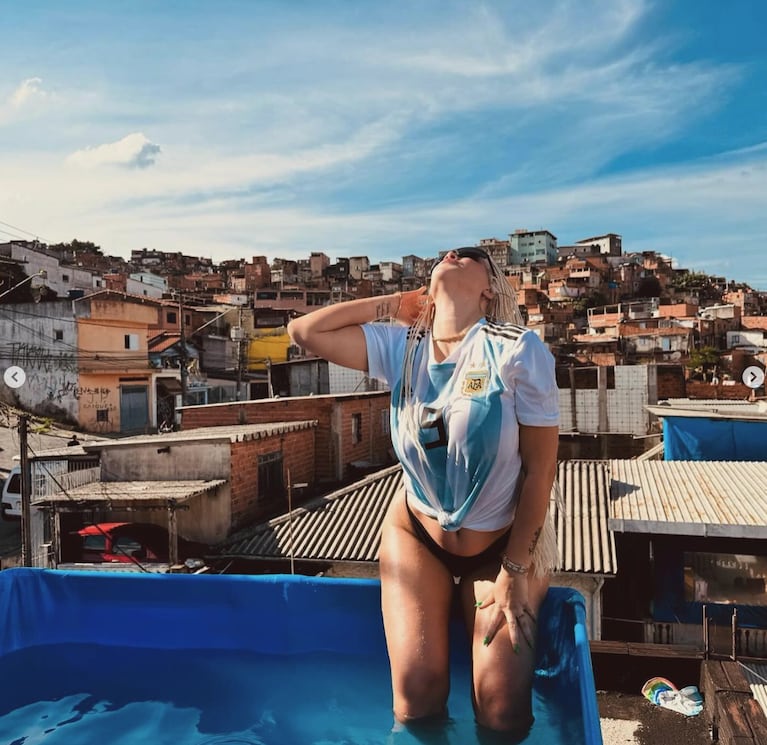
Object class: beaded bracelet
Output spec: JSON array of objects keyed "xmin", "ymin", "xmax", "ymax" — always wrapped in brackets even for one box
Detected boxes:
[{"xmin": 500, "ymin": 554, "xmax": 529, "ymax": 576}]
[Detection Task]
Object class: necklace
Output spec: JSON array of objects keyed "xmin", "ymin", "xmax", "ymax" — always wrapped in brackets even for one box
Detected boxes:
[{"xmin": 432, "ymin": 328, "xmax": 471, "ymax": 343}]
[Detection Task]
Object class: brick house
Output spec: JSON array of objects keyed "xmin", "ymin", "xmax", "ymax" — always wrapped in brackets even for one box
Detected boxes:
[
  {"xmin": 180, "ymin": 391, "xmax": 395, "ymax": 485},
  {"xmin": 29, "ymin": 422, "xmax": 317, "ymax": 568}
]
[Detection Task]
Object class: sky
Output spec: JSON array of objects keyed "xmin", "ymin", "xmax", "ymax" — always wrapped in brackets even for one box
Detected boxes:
[{"xmin": 1, "ymin": 0, "xmax": 766, "ymax": 288}]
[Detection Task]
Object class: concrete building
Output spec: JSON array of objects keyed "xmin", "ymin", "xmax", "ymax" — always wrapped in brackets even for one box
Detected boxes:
[
  {"xmin": 509, "ymin": 229, "xmax": 558, "ymax": 265},
  {"xmin": 348, "ymin": 256, "xmax": 370, "ymax": 281},
  {"xmin": 574, "ymin": 233, "xmax": 622, "ymax": 257},
  {"xmin": 309, "ymin": 252, "xmax": 330, "ymax": 279},
  {"xmin": 0, "ymin": 292, "xmax": 201, "ymax": 434},
  {"xmin": 0, "ymin": 241, "xmax": 103, "ymax": 298},
  {"xmin": 126, "ymin": 272, "xmax": 168, "ymax": 298}
]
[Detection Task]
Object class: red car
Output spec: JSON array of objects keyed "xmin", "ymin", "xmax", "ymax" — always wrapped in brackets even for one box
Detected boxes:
[{"xmin": 72, "ymin": 522, "xmax": 209, "ymax": 563}]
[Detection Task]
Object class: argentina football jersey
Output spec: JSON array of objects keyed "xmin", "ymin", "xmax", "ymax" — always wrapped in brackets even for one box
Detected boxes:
[{"xmin": 363, "ymin": 318, "xmax": 559, "ymax": 532}]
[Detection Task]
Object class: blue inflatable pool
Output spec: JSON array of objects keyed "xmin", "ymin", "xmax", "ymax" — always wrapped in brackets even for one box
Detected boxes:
[{"xmin": 0, "ymin": 569, "xmax": 601, "ymax": 744}]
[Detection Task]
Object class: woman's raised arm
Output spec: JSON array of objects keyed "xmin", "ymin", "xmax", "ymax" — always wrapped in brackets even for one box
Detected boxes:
[{"xmin": 287, "ymin": 294, "xmax": 400, "ymax": 371}]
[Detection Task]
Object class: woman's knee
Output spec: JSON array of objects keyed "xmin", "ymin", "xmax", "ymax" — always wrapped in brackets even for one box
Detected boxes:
[
  {"xmin": 392, "ymin": 667, "xmax": 449, "ymax": 722},
  {"xmin": 473, "ymin": 681, "xmax": 533, "ymax": 734}
]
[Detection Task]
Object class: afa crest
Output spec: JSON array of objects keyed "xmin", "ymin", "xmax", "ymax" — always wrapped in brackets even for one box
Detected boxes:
[{"xmin": 461, "ymin": 370, "xmax": 488, "ymax": 396}]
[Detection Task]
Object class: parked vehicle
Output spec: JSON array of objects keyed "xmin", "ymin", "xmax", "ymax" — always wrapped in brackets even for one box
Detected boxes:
[
  {"xmin": 1, "ymin": 466, "xmax": 21, "ymax": 520},
  {"xmin": 70, "ymin": 522, "xmax": 209, "ymax": 563}
]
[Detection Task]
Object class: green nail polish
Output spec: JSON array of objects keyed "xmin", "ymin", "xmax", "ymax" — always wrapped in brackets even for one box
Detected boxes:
[
  {"xmin": 483, "ymin": 636, "xmax": 490, "ymax": 646},
  {"xmin": 474, "ymin": 600, "xmax": 483, "ymax": 608},
  {"xmin": 513, "ymin": 643, "xmax": 520, "ymax": 654}
]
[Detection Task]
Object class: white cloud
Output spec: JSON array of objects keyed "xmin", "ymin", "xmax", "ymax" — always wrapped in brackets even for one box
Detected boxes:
[
  {"xmin": 9, "ymin": 77, "xmax": 48, "ymax": 109},
  {"xmin": 0, "ymin": 77, "xmax": 51, "ymax": 125},
  {"xmin": 66, "ymin": 133, "xmax": 162, "ymax": 169}
]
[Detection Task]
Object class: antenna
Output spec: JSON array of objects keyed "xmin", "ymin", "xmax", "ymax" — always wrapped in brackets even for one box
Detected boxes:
[{"xmin": 286, "ymin": 468, "xmax": 295, "ymax": 574}]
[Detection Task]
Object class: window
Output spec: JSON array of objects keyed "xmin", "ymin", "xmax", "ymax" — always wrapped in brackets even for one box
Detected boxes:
[
  {"xmin": 166, "ymin": 311, "xmax": 177, "ymax": 324},
  {"xmin": 258, "ymin": 451, "xmax": 285, "ymax": 503},
  {"xmin": 684, "ymin": 551, "xmax": 767, "ymax": 605},
  {"xmin": 352, "ymin": 413, "xmax": 363, "ymax": 444},
  {"xmin": 124, "ymin": 334, "xmax": 139, "ymax": 350},
  {"xmin": 54, "ymin": 329, "xmax": 63, "ymax": 341},
  {"xmin": 381, "ymin": 410, "xmax": 390, "ymax": 435},
  {"xmin": 62, "ymin": 274, "xmax": 69, "ymax": 282},
  {"xmin": 113, "ymin": 536, "xmax": 143, "ymax": 556},
  {"xmin": 96, "ymin": 409, "xmax": 109, "ymax": 422},
  {"xmin": 83, "ymin": 535, "xmax": 107, "ymax": 551}
]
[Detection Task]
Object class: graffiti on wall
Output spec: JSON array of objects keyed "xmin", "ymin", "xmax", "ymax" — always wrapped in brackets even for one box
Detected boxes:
[{"xmin": 9, "ymin": 342, "xmax": 77, "ymax": 373}]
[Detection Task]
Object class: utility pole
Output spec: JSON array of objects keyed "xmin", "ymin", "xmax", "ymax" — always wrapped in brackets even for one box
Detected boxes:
[
  {"xmin": 179, "ymin": 294, "xmax": 188, "ymax": 406},
  {"xmin": 236, "ymin": 306, "xmax": 243, "ymax": 401},
  {"xmin": 18, "ymin": 414, "xmax": 32, "ymax": 567}
]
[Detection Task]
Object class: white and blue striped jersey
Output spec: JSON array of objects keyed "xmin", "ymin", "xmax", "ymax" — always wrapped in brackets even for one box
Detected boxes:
[{"xmin": 363, "ymin": 319, "xmax": 559, "ymax": 532}]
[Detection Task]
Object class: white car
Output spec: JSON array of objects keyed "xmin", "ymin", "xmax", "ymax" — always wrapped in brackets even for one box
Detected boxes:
[{"xmin": 1, "ymin": 466, "xmax": 21, "ymax": 519}]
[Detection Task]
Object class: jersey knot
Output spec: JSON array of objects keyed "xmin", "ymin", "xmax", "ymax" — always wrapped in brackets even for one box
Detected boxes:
[{"xmin": 437, "ymin": 510, "xmax": 452, "ymax": 529}]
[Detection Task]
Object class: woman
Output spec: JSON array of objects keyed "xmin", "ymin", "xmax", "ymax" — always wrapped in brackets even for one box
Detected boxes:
[{"xmin": 287, "ymin": 247, "xmax": 559, "ymax": 738}]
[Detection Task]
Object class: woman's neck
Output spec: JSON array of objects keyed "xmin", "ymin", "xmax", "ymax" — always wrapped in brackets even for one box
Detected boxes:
[{"xmin": 431, "ymin": 305, "xmax": 483, "ymax": 341}]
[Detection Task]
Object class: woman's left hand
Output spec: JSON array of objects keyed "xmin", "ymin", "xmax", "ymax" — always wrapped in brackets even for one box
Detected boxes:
[{"xmin": 476, "ymin": 570, "xmax": 537, "ymax": 652}]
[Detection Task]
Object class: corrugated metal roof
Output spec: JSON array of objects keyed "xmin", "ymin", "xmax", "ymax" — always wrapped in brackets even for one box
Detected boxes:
[
  {"xmin": 609, "ymin": 460, "xmax": 767, "ymax": 538},
  {"xmin": 553, "ymin": 461, "xmax": 616, "ymax": 574},
  {"xmin": 664, "ymin": 398, "xmax": 765, "ymax": 411},
  {"xmin": 82, "ymin": 422, "xmax": 317, "ymax": 450},
  {"xmin": 647, "ymin": 401, "xmax": 767, "ymax": 421},
  {"xmin": 33, "ymin": 479, "xmax": 226, "ymax": 504},
  {"xmin": 219, "ymin": 461, "xmax": 617, "ymax": 576},
  {"xmin": 221, "ymin": 465, "xmax": 400, "ymax": 563},
  {"xmin": 739, "ymin": 662, "xmax": 767, "ymax": 719}
]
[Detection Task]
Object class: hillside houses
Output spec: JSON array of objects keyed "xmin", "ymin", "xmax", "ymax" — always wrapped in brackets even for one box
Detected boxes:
[{"xmin": 0, "ymin": 230, "xmax": 764, "ymax": 439}]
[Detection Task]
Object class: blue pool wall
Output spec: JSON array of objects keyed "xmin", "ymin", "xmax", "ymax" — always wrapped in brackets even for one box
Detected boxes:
[{"xmin": 0, "ymin": 568, "xmax": 602, "ymax": 744}]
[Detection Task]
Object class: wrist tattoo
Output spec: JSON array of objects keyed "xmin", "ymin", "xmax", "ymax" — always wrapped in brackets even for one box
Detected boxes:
[
  {"xmin": 375, "ymin": 295, "xmax": 400, "ymax": 320},
  {"xmin": 528, "ymin": 527, "xmax": 542, "ymax": 556}
]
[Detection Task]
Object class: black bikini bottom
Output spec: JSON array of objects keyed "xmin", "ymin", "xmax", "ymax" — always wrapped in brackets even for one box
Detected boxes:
[{"xmin": 405, "ymin": 499, "xmax": 511, "ymax": 579}]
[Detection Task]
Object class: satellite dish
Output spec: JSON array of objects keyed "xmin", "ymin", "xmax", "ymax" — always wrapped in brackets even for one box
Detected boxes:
[{"xmin": 669, "ymin": 351, "xmax": 682, "ymax": 361}]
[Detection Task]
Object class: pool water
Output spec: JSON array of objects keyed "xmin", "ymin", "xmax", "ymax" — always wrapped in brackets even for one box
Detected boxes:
[{"xmin": 0, "ymin": 644, "xmax": 585, "ymax": 745}]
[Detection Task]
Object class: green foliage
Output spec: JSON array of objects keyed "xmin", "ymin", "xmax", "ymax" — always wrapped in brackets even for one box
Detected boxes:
[
  {"xmin": 48, "ymin": 239, "xmax": 103, "ymax": 254},
  {"xmin": 687, "ymin": 346, "xmax": 719, "ymax": 370},
  {"xmin": 572, "ymin": 291, "xmax": 609, "ymax": 316},
  {"xmin": 670, "ymin": 271, "xmax": 710, "ymax": 290}
]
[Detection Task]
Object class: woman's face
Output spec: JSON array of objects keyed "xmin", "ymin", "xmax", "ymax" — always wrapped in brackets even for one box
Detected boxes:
[{"xmin": 431, "ymin": 248, "xmax": 493, "ymax": 290}]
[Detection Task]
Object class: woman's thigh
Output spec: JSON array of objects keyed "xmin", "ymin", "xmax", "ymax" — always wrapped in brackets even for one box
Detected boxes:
[
  {"xmin": 459, "ymin": 568, "xmax": 550, "ymax": 733},
  {"xmin": 379, "ymin": 492, "xmax": 456, "ymax": 721}
]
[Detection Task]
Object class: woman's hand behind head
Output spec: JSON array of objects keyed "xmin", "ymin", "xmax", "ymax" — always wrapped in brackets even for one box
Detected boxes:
[{"xmin": 395, "ymin": 286, "xmax": 429, "ymax": 325}]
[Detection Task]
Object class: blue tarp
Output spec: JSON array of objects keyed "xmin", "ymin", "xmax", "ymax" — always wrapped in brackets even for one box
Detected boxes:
[
  {"xmin": 0, "ymin": 569, "xmax": 601, "ymax": 744},
  {"xmin": 663, "ymin": 416, "xmax": 767, "ymax": 461}
]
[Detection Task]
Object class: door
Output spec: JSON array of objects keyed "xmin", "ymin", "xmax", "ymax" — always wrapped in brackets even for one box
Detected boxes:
[{"xmin": 120, "ymin": 385, "xmax": 149, "ymax": 434}]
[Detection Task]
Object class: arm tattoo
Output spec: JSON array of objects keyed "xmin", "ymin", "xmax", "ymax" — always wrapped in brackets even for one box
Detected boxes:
[
  {"xmin": 528, "ymin": 527, "xmax": 542, "ymax": 556},
  {"xmin": 375, "ymin": 299, "xmax": 393, "ymax": 320}
]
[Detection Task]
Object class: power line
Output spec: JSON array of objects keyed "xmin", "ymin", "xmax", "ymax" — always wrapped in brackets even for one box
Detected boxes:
[{"xmin": 0, "ymin": 217, "xmax": 50, "ymax": 243}]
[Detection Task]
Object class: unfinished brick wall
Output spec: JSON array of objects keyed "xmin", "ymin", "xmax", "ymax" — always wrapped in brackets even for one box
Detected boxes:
[
  {"xmin": 228, "ymin": 426, "xmax": 316, "ymax": 530},
  {"xmin": 687, "ymin": 382, "xmax": 753, "ymax": 400},
  {"xmin": 656, "ymin": 365, "xmax": 687, "ymax": 399}
]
